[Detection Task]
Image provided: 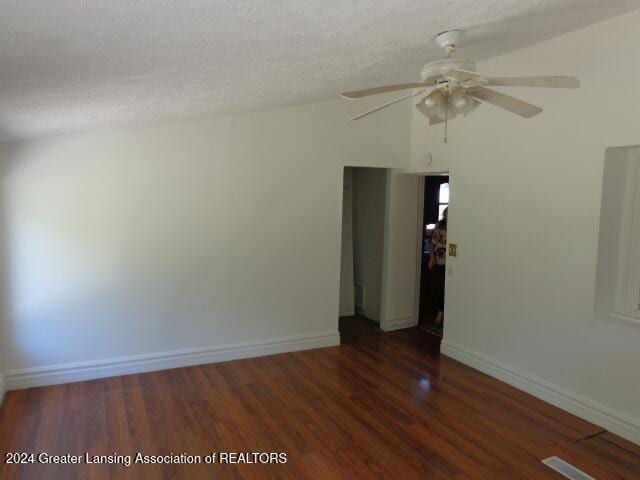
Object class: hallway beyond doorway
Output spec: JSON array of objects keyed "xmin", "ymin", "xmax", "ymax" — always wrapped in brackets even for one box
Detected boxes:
[{"xmin": 418, "ymin": 175, "xmax": 449, "ymax": 336}]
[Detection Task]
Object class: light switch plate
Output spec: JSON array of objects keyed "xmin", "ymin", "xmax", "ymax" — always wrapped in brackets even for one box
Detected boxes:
[{"xmin": 449, "ymin": 243, "xmax": 458, "ymax": 257}]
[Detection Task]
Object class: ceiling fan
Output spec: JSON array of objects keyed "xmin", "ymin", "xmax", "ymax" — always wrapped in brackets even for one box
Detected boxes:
[{"xmin": 341, "ymin": 30, "xmax": 580, "ymax": 141}]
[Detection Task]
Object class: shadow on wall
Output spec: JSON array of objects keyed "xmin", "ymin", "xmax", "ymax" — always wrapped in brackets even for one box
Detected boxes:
[
  {"xmin": 0, "ymin": 146, "xmax": 203, "ymax": 369},
  {"xmin": 0, "ymin": 155, "xmax": 177, "ymax": 368},
  {"xmin": 0, "ymin": 153, "xmax": 253, "ymax": 369}
]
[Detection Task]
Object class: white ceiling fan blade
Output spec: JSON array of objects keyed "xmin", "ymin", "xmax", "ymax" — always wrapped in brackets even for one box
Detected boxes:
[
  {"xmin": 350, "ymin": 93, "xmax": 415, "ymax": 121},
  {"xmin": 352, "ymin": 88, "xmax": 432, "ymax": 121},
  {"xmin": 453, "ymin": 68, "xmax": 580, "ymax": 88},
  {"xmin": 467, "ymin": 87, "xmax": 542, "ymax": 118},
  {"xmin": 341, "ymin": 82, "xmax": 425, "ymax": 99},
  {"xmin": 481, "ymin": 75, "xmax": 580, "ymax": 88},
  {"xmin": 450, "ymin": 68, "xmax": 482, "ymax": 81}
]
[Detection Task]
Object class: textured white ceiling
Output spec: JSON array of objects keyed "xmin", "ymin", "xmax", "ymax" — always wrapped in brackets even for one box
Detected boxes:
[{"xmin": 1, "ymin": 0, "xmax": 638, "ymax": 140}]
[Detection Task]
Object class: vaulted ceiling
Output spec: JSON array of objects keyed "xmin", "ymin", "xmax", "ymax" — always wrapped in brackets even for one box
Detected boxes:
[{"xmin": 1, "ymin": 0, "xmax": 638, "ymax": 140}]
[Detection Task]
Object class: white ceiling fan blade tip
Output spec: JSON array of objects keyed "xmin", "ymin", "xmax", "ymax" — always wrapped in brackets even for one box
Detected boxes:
[
  {"xmin": 482, "ymin": 75, "xmax": 580, "ymax": 89},
  {"xmin": 340, "ymin": 82, "xmax": 426, "ymax": 99},
  {"xmin": 468, "ymin": 87, "xmax": 543, "ymax": 118},
  {"xmin": 350, "ymin": 93, "xmax": 415, "ymax": 121}
]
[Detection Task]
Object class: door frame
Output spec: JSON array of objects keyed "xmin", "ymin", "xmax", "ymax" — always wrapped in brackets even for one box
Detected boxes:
[{"xmin": 380, "ymin": 169, "xmax": 391, "ymax": 331}]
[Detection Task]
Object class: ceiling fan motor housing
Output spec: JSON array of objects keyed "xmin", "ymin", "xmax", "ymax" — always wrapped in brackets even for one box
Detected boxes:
[{"xmin": 420, "ymin": 58, "xmax": 477, "ymax": 84}]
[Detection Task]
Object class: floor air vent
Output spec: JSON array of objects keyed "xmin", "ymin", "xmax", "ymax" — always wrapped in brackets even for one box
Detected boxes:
[{"xmin": 542, "ymin": 456, "xmax": 597, "ymax": 480}]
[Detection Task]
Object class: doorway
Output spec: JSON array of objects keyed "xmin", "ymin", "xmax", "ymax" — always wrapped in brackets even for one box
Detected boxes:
[
  {"xmin": 338, "ymin": 167, "xmax": 386, "ymax": 340},
  {"xmin": 418, "ymin": 175, "xmax": 449, "ymax": 336}
]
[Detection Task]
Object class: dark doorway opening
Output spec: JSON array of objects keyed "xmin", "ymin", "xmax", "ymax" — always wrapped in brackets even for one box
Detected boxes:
[
  {"xmin": 338, "ymin": 167, "xmax": 385, "ymax": 341},
  {"xmin": 418, "ymin": 175, "xmax": 449, "ymax": 336}
]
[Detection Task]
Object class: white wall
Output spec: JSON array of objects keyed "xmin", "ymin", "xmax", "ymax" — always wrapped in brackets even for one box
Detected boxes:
[
  {"xmin": 409, "ymin": 10, "xmax": 640, "ymax": 443},
  {"xmin": 381, "ymin": 171, "xmax": 421, "ymax": 331},
  {"xmin": 0, "ymin": 95, "xmax": 411, "ymax": 382},
  {"xmin": 0, "ymin": 150, "xmax": 7, "ymax": 402},
  {"xmin": 352, "ymin": 167, "xmax": 387, "ymax": 322},
  {"xmin": 595, "ymin": 146, "xmax": 640, "ymax": 320},
  {"xmin": 339, "ymin": 167, "xmax": 355, "ymax": 316}
]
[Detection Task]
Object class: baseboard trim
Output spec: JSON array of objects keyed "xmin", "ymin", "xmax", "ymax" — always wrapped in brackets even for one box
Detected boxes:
[
  {"xmin": 383, "ymin": 316, "xmax": 417, "ymax": 332},
  {"xmin": 5, "ymin": 331, "xmax": 340, "ymax": 391},
  {"xmin": 441, "ymin": 340, "xmax": 640, "ymax": 446}
]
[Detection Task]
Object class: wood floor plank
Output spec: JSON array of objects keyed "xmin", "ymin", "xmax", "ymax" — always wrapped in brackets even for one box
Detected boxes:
[
  {"xmin": 0, "ymin": 328, "xmax": 637, "ymax": 479},
  {"xmin": 598, "ymin": 431, "xmax": 640, "ymax": 458}
]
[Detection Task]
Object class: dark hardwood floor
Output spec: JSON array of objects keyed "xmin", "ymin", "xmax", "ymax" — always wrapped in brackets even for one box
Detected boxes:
[
  {"xmin": 1, "ymin": 328, "xmax": 638, "ymax": 479},
  {"xmin": 338, "ymin": 314, "xmax": 380, "ymax": 339}
]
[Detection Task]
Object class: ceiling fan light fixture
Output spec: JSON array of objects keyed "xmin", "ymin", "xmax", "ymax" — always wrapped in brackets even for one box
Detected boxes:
[
  {"xmin": 450, "ymin": 89, "xmax": 468, "ymax": 110},
  {"xmin": 424, "ymin": 97, "xmax": 437, "ymax": 109},
  {"xmin": 462, "ymin": 98, "xmax": 481, "ymax": 117},
  {"xmin": 454, "ymin": 97, "xmax": 467, "ymax": 109},
  {"xmin": 423, "ymin": 90, "xmax": 445, "ymax": 111}
]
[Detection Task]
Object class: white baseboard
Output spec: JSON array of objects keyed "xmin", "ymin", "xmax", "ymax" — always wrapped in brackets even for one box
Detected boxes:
[
  {"xmin": 441, "ymin": 340, "xmax": 640, "ymax": 446},
  {"xmin": 5, "ymin": 330, "xmax": 340, "ymax": 391},
  {"xmin": 383, "ymin": 316, "xmax": 417, "ymax": 332}
]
